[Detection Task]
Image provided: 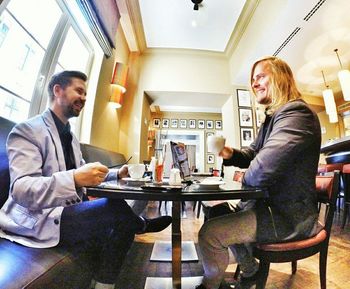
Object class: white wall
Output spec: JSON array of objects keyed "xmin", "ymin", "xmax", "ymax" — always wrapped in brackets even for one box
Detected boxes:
[
  {"xmin": 139, "ymin": 51, "xmax": 232, "ymax": 94},
  {"xmin": 221, "ymin": 94, "xmax": 241, "ymax": 180}
]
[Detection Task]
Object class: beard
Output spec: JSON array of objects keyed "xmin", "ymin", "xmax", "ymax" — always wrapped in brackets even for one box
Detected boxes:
[{"xmin": 64, "ymin": 100, "xmax": 85, "ymax": 119}]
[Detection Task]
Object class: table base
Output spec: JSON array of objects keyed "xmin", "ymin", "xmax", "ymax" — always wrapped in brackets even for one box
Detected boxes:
[
  {"xmin": 150, "ymin": 241, "xmax": 198, "ymax": 262},
  {"xmin": 144, "ymin": 276, "xmax": 203, "ymax": 289}
]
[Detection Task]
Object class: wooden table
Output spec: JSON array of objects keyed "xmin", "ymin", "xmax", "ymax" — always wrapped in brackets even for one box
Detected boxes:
[{"xmin": 87, "ymin": 181, "xmax": 267, "ymax": 289}]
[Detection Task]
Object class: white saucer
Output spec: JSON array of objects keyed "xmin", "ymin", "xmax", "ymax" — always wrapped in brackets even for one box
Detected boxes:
[
  {"xmin": 122, "ymin": 177, "xmax": 150, "ymax": 186},
  {"xmin": 194, "ymin": 177, "xmax": 225, "ymax": 190}
]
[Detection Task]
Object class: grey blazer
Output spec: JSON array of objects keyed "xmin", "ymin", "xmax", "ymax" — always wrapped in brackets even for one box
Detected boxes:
[
  {"xmin": 224, "ymin": 100, "xmax": 321, "ymax": 242},
  {"xmin": 0, "ymin": 110, "xmax": 116, "ymax": 248}
]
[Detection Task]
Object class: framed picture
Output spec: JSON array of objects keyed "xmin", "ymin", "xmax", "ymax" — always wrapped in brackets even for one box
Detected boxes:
[
  {"xmin": 153, "ymin": 118, "xmax": 160, "ymax": 128},
  {"xmin": 239, "ymin": 108, "xmax": 253, "ymax": 127},
  {"xmin": 206, "ymin": 120, "xmax": 214, "ymax": 129},
  {"xmin": 180, "ymin": 119, "xmax": 187, "ymax": 128},
  {"xmin": 198, "ymin": 119, "xmax": 205, "ymax": 129},
  {"xmin": 171, "ymin": 119, "xmax": 178, "ymax": 128},
  {"xmin": 189, "ymin": 119, "xmax": 196, "ymax": 129},
  {"xmin": 237, "ymin": 89, "xmax": 252, "ymax": 107},
  {"xmin": 255, "ymin": 107, "xmax": 265, "ymax": 128},
  {"xmin": 162, "ymin": 118, "xmax": 169, "ymax": 128},
  {"xmin": 215, "ymin": 120, "xmax": 222, "ymax": 130},
  {"xmin": 240, "ymin": 128, "xmax": 254, "ymax": 147},
  {"xmin": 207, "ymin": 154, "xmax": 215, "ymax": 164}
]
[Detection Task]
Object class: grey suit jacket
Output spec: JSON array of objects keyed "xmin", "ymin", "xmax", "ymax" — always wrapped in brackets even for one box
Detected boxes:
[
  {"xmin": 224, "ymin": 100, "xmax": 321, "ymax": 242},
  {"xmin": 0, "ymin": 110, "xmax": 114, "ymax": 248}
]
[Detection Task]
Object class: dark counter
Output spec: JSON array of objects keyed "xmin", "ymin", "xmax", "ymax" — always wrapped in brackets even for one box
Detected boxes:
[{"xmin": 321, "ymin": 136, "xmax": 350, "ymax": 164}]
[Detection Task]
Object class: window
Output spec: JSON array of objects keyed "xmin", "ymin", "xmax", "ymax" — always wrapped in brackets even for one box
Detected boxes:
[{"xmin": 0, "ymin": 0, "xmax": 94, "ymax": 127}]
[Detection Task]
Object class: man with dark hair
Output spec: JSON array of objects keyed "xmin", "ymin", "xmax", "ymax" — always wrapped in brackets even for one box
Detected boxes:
[{"xmin": 0, "ymin": 70, "xmax": 171, "ymax": 289}]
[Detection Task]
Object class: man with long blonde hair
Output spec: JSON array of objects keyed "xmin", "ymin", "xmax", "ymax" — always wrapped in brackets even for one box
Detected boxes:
[{"xmin": 196, "ymin": 57, "xmax": 321, "ymax": 289}]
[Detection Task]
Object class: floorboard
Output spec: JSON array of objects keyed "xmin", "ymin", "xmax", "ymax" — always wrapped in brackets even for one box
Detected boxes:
[{"xmin": 114, "ymin": 201, "xmax": 350, "ymax": 289}]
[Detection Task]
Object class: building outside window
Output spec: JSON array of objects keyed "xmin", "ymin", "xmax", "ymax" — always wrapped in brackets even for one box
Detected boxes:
[{"xmin": 0, "ymin": 0, "xmax": 94, "ymax": 134}]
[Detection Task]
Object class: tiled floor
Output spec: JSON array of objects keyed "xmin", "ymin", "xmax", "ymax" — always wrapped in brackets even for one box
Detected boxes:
[{"xmin": 115, "ymin": 201, "xmax": 350, "ymax": 289}]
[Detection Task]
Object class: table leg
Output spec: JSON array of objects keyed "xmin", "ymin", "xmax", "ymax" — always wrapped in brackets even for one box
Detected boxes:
[{"xmin": 172, "ymin": 200, "xmax": 181, "ymax": 289}]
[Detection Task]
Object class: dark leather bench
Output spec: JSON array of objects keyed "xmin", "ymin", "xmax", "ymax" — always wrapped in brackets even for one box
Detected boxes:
[
  {"xmin": 80, "ymin": 143, "xmax": 126, "ymax": 167},
  {"xmin": 0, "ymin": 116, "xmax": 126, "ymax": 289}
]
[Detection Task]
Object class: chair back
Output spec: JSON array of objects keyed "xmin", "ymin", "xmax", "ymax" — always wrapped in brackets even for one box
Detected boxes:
[
  {"xmin": 233, "ymin": 170, "xmax": 244, "ymax": 182},
  {"xmin": 342, "ymin": 164, "xmax": 350, "ymax": 203},
  {"xmin": 80, "ymin": 143, "xmax": 126, "ymax": 167},
  {"xmin": 315, "ymin": 171, "xmax": 339, "ymax": 235}
]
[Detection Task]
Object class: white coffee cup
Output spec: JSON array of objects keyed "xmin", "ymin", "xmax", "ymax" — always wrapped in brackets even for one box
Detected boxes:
[
  {"xmin": 128, "ymin": 164, "xmax": 145, "ymax": 179},
  {"xmin": 207, "ymin": 135, "xmax": 226, "ymax": 154}
]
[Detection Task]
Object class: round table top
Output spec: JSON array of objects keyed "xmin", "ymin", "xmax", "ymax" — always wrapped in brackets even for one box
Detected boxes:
[{"xmin": 87, "ymin": 180, "xmax": 267, "ymax": 202}]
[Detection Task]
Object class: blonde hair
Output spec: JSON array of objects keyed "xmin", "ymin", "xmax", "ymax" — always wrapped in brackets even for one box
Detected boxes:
[{"xmin": 250, "ymin": 56, "xmax": 301, "ymax": 115}]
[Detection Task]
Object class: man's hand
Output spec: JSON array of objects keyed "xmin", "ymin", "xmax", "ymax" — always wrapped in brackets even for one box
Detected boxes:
[
  {"xmin": 219, "ymin": 146, "xmax": 234, "ymax": 159},
  {"xmin": 118, "ymin": 164, "xmax": 129, "ymax": 179},
  {"xmin": 74, "ymin": 162, "xmax": 109, "ymax": 188}
]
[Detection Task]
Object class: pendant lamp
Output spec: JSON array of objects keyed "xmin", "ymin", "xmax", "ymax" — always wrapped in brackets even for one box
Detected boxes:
[
  {"xmin": 321, "ymin": 70, "xmax": 338, "ymax": 123},
  {"xmin": 334, "ymin": 48, "xmax": 350, "ymax": 101}
]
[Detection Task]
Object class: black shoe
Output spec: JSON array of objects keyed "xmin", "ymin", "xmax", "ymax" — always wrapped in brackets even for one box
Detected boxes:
[
  {"xmin": 239, "ymin": 269, "xmax": 260, "ymax": 283},
  {"xmin": 195, "ymin": 285, "xmax": 207, "ymax": 289},
  {"xmin": 219, "ymin": 280, "xmax": 241, "ymax": 289},
  {"xmin": 140, "ymin": 216, "xmax": 172, "ymax": 233}
]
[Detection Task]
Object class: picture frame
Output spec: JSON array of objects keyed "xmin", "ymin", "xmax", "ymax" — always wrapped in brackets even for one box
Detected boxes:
[
  {"xmin": 207, "ymin": 154, "xmax": 215, "ymax": 164},
  {"xmin": 180, "ymin": 119, "xmax": 187, "ymax": 128},
  {"xmin": 189, "ymin": 119, "xmax": 196, "ymax": 129},
  {"xmin": 153, "ymin": 118, "xmax": 160, "ymax": 128},
  {"xmin": 206, "ymin": 120, "xmax": 214, "ymax": 129},
  {"xmin": 240, "ymin": 128, "xmax": 254, "ymax": 147},
  {"xmin": 215, "ymin": 120, "xmax": 222, "ymax": 130},
  {"xmin": 171, "ymin": 119, "xmax": 178, "ymax": 128},
  {"xmin": 198, "ymin": 119, "xmax": 205, "ymax": 129},
  {"xmin": 237, "ymin": 89, "xmax": 252, "ymax": 107},
  {"xmin": 239, "ymin": 108, "xmax": 253, "ymax": 127},
  {"xmin": 255, "ymin": 107, "xmax": 265, "ymax": 128},
  {"xmin": 162, "ymin": 118, "xmax": 169, "ymax": 128}
]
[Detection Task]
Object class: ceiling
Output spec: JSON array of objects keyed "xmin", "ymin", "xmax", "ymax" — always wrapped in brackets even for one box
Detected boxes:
[{"xmin": 118, "ymin": 0, "xmax": 350, "ymax": 113}]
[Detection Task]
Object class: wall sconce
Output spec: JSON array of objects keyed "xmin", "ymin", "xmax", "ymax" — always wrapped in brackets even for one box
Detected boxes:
[
  {"xmin": 110, "ymin": 62, "xmax": 128, "ymax": 109},
  {"xmin": 334, "ymin": 48, "xmax": 350, "ymax": 101},
  {"xmin": 321, "ymin": 70, "xmax": 338, "ymax": 123}
]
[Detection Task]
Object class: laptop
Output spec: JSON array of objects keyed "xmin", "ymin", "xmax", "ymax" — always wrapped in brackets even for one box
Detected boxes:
[{"xmin": 170, "ymin": 141, "xmax": 192, "ymax": 181}]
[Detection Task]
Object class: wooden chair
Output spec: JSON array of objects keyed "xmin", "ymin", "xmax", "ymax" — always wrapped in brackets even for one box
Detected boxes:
[
  {"xmin": 341, "ymin": 164, "xmax": 350, "ymax": 228},
  {"xmin": 235, "ymin": 171, "xmax": 339, "ymax": 289},
  {"xmin": 318, "ymin": 163, "xmax": 343, "ymax": 213}
]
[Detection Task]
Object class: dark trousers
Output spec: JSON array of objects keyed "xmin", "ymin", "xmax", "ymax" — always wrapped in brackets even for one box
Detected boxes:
[{"xmin": 59, "ymin": 198, "xmax": 144, "ymax": 284}]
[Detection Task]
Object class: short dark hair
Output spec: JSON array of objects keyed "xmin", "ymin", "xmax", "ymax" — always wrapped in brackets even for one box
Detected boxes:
[{"xmin": 48, "ymin": 70, "xmax": 87, "ymax": 101}]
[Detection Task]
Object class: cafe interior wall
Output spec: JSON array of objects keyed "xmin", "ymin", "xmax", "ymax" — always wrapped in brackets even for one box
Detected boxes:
[
  {"xmin": 89, "ymin": 24, "xmax": 129, "ymax": 152},
  {"xmin": 149, "ymin": 111, "xmax": 222, "ymax": 172},
  {"xmin": 134, "ymin": 50, "xmax": 232, "ymax": 164}
]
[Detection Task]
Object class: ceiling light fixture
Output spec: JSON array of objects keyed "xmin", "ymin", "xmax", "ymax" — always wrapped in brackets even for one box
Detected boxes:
[
  {"xmin": 110, "ymin": 62, "xmax": 128, "ymax": 109},
  {"xmin": 334, "ymin": 48, "xmax": 350, "ymax": 101},
  {"xmin": 191, "ymin": 0, "xmax": 203, "ymax": 11},
  {"xmin": 321, "ymin": 70, "xmax": 338, "ymax": 123}
]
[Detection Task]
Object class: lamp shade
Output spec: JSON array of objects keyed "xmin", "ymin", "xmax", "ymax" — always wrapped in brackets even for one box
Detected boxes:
[
  {"xmin": 111, "ymin": 62, "xmax": 128, "ymax": 92},
  {"xmin": 110, "ymin": 86, "xmax": 123, "ymax": 109},
  {"xmin": 338, "ymin": 69, "xmax": 350, "ymax": 101},
  {"xmin": 329, "ymin": 111, "xmax": 338, "ymax": 123},
  {"xmin": 110, "ymin": 62, "xmax": 128, "ymax": 108},
  {"xmin": 322, "ymin": 88, "xmax": 337, "ymax": 115}
]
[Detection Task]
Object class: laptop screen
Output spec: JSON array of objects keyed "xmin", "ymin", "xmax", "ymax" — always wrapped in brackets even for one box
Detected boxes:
[{"xmin": 170, "ymin": 141, "xmax": 191, "ymax": 179}]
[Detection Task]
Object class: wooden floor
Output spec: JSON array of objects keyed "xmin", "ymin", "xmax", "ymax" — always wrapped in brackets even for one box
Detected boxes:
[{"xmin": 114, "ymin": 201, "xmax": 350, "ymax": 289}]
